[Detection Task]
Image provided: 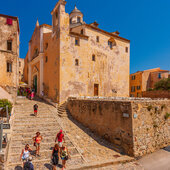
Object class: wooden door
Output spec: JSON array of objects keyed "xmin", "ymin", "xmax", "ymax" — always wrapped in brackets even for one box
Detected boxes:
[{"xmin": 94, "ymin": 84, "xmax": 99, "ymax": 96}]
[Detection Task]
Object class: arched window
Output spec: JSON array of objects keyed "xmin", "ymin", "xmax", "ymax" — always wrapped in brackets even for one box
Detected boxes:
[
  {"xmin": 77, "ymin": 17, "xmax": 81, "ymax": 23},
  {"xmin": 75, "ymin": 59, "xmax": 79, "ymax": 66},
  {"xmin": 92, "ymin": 55, "xmax": 95, "ymax": 61}
]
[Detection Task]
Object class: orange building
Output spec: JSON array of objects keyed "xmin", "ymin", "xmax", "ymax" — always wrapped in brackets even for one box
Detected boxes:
[
  {"xmin": 130, "ymin": 68, "xmax": 170, "ymax": 97},
  {"xmin": 24, "ymin": 0, "xmax": 130, "ymax": 104}
]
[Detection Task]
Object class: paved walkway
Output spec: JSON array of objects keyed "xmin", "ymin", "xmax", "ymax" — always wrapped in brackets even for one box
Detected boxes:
[
  {"xmin": 6, "ymin": 97, "xmax": 136, "ymax": 169},
  {"xmin": 138, "ymin": 146, "xmax": 170, "ymax": 170}
]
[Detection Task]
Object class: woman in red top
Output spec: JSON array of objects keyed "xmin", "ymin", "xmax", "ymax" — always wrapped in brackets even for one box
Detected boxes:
[
  {"xmin": 55, "ymin": 130, "xmax": 65, "ymax": 150},
  {"xmin": 33, "ymin": 132, "xmax": 43, "ymax": 157}
]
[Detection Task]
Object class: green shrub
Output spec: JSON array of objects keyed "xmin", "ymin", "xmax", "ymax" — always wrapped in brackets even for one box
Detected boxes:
[
  {"xmin": 0, "ymin": 99, "xmax": 13, "ymax": 117},
  {"xmin": 164, "ymin": 113, "xmax": 170, "ymax": 120},
  {"xmin": 154, "ymin": 78, "xmax": 170, "ymax": 91}
]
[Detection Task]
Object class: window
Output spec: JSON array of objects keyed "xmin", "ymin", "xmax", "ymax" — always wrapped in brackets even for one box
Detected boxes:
[
  {"xmin": 137, "ymin": 86, "xmax": 141, "ymax": 90},
  {"xmin": 94, "ymin": 84, "xmax": 99, "ymax": 96},
  {"xmin": 96, "ymin": 36, "xmax": 99, "ymax": 42},
  {"xmin": 77, "ymin": 17, "xmax": 81, "ymax": 23},
  {"xmin": 158, "ymin": 73, "xmax": 161, "ymax": 79},
  {"xmin": 7, "ymin": 62, "xmax": 12, "ymax": 72},
  {"xmin": 56, "ymin": 12, "xmax": 58, "ymax": 18},
  {"xmin": 81, "ymin": 29, "xmax": 84, "ymax": 35},
  {"xmin": 126, "ymin": 47, "xmax": 128, "ymax": 53},
  {"xmin": 19, "ymin": 61, "xmax": 21, "ymax": 67},
  {"xmin": 7, "ymin": 40, "xmax": 12, "ymax": 51},
  {"xmin": 92, "ymin": 55, "xmax": 95, "ymax": 61},
  {"xmin": 75, "ymin": 38, "xmax": 80, "ymax": 46},
  {"xmin": 6, "ymin": 18, "xmax": 13, "ymax": 25},
  {"xmin": 108, "ymin": 41, "xmax": 112, "ymax": 49},
  {"xmin": 131, "ymin": 86, "xmax": 135, "ymax": 92},
  {"xmin": 130, "ymin": 94, "xmax": 134, "ymax": 97},
  {"xmin": 70, "ymin": 19, "xmax": 72, "ymax": 24},
  {"xmin": 132, "ymin": 75, "xmax": 136, "ymax": 80},
  {"xmin": 45, "ymin": 43, "xmax": 48, "ymax": 49},
  {"xmin": 75, "ymin": 59, "xmax": 79, "ymax": 66},
  {"xmin": 45, "ymin": 56, "xmax": 48, "ymax": 63}
]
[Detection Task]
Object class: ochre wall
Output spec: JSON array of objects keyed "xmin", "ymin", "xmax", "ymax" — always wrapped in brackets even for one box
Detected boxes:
[
  {"xmin": 59, "ymin": 10, "xmax": 130, "ymax": 104},
  {"xmin": 23, "ymin": 53, "xmax": 28, "ymax": 83},
  {"xmin": 43, "ymin": 31, "xmax": 60, "ymax": 102},
  {"xmin": 67, "ymin": 98, "xmax": 133, "ymax": 156},
  {"xmin": 0, "ymin": 16, "xmax": 19, "ymax": 88},
  {"xmin": 129, "ymin": 72, "xmax": 142, "ymax": 97},
  {"xmin": 150, "ymin": 71, "xmax": 169, "ymax": 88}
]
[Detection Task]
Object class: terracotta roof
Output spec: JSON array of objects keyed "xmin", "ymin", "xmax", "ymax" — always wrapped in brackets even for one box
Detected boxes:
[
  {"xmin": 0, "ymin": 13, "xmax": 18, "ymax": 20},
  {"xmin": 70, "ymin": 5, "xmax": 83, "ymax": 15},
  {"xmin": 69, "ymin": 32, "xmax": 89, "ymax": 39},
  {"xmin": 85, "ymin": 24, "xmax": 130, "ymax": 42},
  {"xmin": 40, "ymin": 24, "xmax": 52, "ymax": 29},
  {"xmin": 70, "ymin": 24, "xmax": 130, "ymax": 42}
]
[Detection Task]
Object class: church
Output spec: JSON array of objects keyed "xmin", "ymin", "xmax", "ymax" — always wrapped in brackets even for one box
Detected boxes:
[{"xmin": 24, "ymin": 0, "xmax": 130, "ymax": 104}]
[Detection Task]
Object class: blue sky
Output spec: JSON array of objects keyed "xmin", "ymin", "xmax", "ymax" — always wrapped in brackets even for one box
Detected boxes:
[{"xmin": 0, "ymin": 0, "xmax": 170, "ymax": 73}]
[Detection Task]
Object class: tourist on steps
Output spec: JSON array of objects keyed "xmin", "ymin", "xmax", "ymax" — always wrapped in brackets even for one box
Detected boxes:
[
  {"xmin": 55, "ymin": 130, "xmax": 65, "ymax": 151},
  {"xmin": 33, "ymin": 104, "xmax": 38, "ymax": 117},
  {"xmin": 20, "ymin": 144, "xmax": 32, "ymax": 168},
  {"xmin": 33, "ymin": 132, "xmax": 42, "ymax": 157},
  {"xmin": 60, "ymin": 144, "xmax": 70, "ymax": 169},
  {"xmin": 23, "ymin": 156, "xmax": 34, "ymax": 170},
  {"xmin": 51, "ymin": 144, "xmax": 60, "ymax": 170}
]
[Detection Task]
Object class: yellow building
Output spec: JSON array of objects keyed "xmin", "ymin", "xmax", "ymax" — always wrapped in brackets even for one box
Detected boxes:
[
  {"xmin": 0, "ymin": 14, "xmax": 20, "ymax": 98},
  {"xmin": 130, "ymin": 68, "xmax": 170, "ymax": 97},
  {"xmin": 24, "ymin": 0, "xmax": 130, "ymax": 104}
]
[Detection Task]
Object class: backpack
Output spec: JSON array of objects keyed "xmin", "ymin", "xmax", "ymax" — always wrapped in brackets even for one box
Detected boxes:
[{"xmin": 24, "ymin": 162, "xmax": 34, "ymax": 170}]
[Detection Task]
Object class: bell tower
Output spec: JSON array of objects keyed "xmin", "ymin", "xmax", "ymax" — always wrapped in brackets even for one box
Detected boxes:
[{"xmin": 51, "ymin": 0, "xmax": 67, "ymax": 34}]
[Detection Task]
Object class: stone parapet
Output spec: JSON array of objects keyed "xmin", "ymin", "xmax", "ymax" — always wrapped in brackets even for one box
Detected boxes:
[{"xmin": 67, "ymin": 97, "xmax": 170, "ymax": 157}]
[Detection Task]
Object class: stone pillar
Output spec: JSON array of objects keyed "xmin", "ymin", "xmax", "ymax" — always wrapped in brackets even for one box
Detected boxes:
[
  {"xmin": 28, "ymin": 65, "xmax": 32, "ymax": 87},
  {"xmin": 28, "ymin": 42, "xmax": 32, "ymax": 87},
  {"xmin": 39, "ymin": 55, "xmax": 44, "ymax": 96}
]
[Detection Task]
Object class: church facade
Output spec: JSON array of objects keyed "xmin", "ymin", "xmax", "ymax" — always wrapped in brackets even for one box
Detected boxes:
[{"xmin": 24, "ymin": 0, "xmax": 130, "ymax": 104}]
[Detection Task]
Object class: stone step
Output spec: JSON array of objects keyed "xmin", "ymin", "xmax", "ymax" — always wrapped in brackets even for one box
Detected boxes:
[
  {"xmin": 8, "ymin": 148, "xmax": 81, "ymax": 163},
  {"xmin": 7, "ymin": 155, "xmax": 84, "ymax": 170},
  {"xmin": 12, "ymin": 123, "xmax": 58, "ymax": 130},
  {"xmin": 12, "ymin": 127, "xmax": 59, "ymax": 133},
  {"xmin": 13, "ymin": 119, "xmax": 56, "ymax": 124},
  {"xmin": 13, "ymin": 117, "xmax": 56, "ymax": 122},
  {"xmin": 9, "ymin": 143, "xmax": 75, "ymax": 154},
  {"xmin": 12, "ymin": 122, "xmax": 57, "ymax": 127},
  {"xmin": 11, "ymin": 131, "xmax": 59, "ymax": 138}
]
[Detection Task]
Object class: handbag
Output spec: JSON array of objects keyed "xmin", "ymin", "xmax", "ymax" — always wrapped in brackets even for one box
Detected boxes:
[{"xmin": 65, "ymin": 156, "xmax": 68, "ymax": 160}]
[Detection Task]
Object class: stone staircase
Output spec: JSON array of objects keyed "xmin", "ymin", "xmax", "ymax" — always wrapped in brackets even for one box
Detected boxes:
[
  {"xmin": 6, "ymin": 98, "xmax": 84, "ymax": 170},
  {"xmin": 58, "ymin": 102, "xmax": 68, "ymax": 117}
]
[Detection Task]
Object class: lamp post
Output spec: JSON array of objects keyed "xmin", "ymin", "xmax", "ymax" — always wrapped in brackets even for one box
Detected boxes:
[{"xmin": 0, "ymin": 120, "xmax": 3, "ymax": 153}]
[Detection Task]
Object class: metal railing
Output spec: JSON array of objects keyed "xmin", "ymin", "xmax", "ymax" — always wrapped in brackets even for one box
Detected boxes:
[{"xmin": 0, "ymin": 106, "xmax": 10, "ymax": 152}]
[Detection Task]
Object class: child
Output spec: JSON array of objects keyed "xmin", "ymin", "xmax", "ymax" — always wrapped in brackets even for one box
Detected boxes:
[{"xmin": 33, "ymin": 104, "xmax": 38, "ymax": 117}]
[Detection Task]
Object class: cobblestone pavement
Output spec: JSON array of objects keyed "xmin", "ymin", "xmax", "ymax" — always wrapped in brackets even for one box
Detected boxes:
[
  {"xmin": 6, "ymin": 97, "xmax": 138, "ymax": 169},
  {"xmin": 94, "ymin": 162, "xmax": 144, "ymax": 170},
  {"xmin": 59, "ymin": 114, "xmax": 136, "ymax": 169}
]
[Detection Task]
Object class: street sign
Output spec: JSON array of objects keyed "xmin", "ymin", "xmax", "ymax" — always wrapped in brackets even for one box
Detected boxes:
[{"xmin": 3, "ymin": 124, "xmax": 10, "ymax": 129}]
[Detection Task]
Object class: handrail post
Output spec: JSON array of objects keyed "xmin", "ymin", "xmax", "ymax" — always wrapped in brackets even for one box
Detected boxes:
[
  {"xmin": 0, "ymin": 120, "xmax": 3, "ymax": 152},
  {"xmin": 6, "ymin": 106, "xmax": 9, "ymax": 123}
]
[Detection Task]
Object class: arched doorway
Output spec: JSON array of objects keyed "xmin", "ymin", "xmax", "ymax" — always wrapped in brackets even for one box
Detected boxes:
[{"xmin": 33, "ymin": 75, "xmax": 37, "ymax": 93}]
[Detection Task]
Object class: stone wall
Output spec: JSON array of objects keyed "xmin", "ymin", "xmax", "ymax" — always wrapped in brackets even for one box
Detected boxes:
[
  {"xmin": 142, "ymin": 91, "xmax": 170, "ymax": 99},
  {"xmin": 132, "ymin": 100, "xmax": 170, "ymax": 157},
  {"xmin": 67, "ymin": 97, "xmax": 170, "ymax": 157}
]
